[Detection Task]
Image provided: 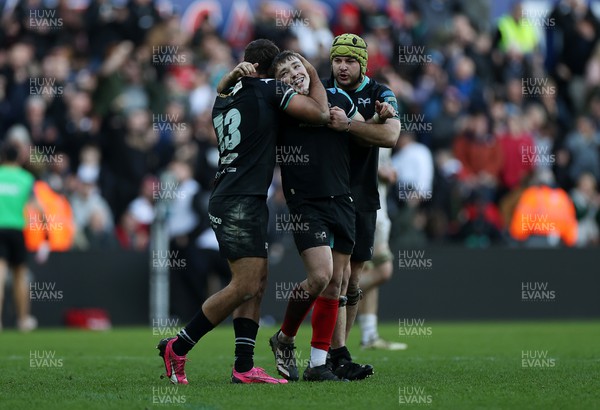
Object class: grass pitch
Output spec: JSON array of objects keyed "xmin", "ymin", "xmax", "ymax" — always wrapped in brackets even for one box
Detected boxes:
[{"xmin": 1, "ymin": 321, "xmax": 599, "ymax": 410}]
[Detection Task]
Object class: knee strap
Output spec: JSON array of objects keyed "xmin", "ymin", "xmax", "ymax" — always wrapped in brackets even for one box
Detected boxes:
[
  {"xmin": 372, "ymin": 250, "xmax": 393, "ymax": 267},
  {"xmin": 346, "ymin": 288, "xmax": 363, "ymax": 306}
]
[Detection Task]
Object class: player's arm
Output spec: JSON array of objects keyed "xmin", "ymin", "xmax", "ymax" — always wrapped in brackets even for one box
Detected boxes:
[
  {"xmin": 28, "ymin": 189, "xmax": 51, "ymax": 264},
  {"xmin": 348, "ymin": 108, "xmax": 401, "ymax": 148},
  {"xmin": 328, "ymin": 107, "xmax": 363, "ymax": 129},
  {"xmin": 216, "ymin": 62, "xmax": 258, "ymax": 93},
  {"xmin": 328, "ymin": 103, "xmax": 400, "ymax": 148},
  {"xmin": 284, "ymin": 55, "xmax": 328, "ymax": 124},
  {"xmin": 367, "ymin": 101, "xmax": 396, "ymax": 124},
  {"xmin": 326, "ymin": 88, "xmax": 363, "ymax": 131},
  {"xmin": 378, "ymin": 165, "xmax": 397, "ymax": 185}
]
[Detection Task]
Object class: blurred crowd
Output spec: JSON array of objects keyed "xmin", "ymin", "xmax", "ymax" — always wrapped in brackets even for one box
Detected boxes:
[{"xmin": 1, "ymin": 0, "xmax": 599, "ymax": 251}]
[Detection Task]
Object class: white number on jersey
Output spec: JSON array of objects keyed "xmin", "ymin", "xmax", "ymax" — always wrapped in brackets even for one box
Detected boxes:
[{"xmin": 213, "ymin": 109, "xmax": 242, "ymax": 154}]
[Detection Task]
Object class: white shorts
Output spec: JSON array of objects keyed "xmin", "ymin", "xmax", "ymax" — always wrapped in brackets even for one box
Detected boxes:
[{"xmin": 374, "ymin": 207, "xmax": 391, "ymax": 252}]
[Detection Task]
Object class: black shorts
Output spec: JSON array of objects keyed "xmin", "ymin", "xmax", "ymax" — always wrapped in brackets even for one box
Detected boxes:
[
  {"xmin": 208, "ymin": 195, "xmax": 268, "ymax": 260},
  {"xmin": 0, "ymin": 228, "xmax": 27, "ymax": 266},
  {"xmin": 351, "ymin": 210, "xmax": 377, "ymax": 262},
  {"xmin": 287, "ymin": 195, "xmax": 355, "ymax": 255}
]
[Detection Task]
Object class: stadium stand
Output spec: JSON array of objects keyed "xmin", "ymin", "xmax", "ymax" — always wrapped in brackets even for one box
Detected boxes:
[{"xmin": 2, "ymin": 0, "xmax": 598, "ymax": 253}]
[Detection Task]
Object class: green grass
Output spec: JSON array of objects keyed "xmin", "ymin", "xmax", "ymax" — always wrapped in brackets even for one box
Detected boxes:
[{"xmin": 1, "ymin": 321, "xmax": 599, "ymax": 409}]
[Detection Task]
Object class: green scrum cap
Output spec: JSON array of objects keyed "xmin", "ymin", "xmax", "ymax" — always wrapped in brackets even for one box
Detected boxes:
[{"xmin": 330, "ymin": 33, "xmax": 368, "ymax": 76}]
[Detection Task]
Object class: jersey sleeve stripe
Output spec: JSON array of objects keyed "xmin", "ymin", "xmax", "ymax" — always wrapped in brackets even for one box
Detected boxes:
[
  {"xmin": 337, "ymin": 88, "xmax": 358, "ymax": 118},
  {"xmin": 348, "ymin": 104, "xmax": 358, "ymax": 118},
  {"xmin": 281, "ymin": 88, "xmax": 298, "ymax": 111}
]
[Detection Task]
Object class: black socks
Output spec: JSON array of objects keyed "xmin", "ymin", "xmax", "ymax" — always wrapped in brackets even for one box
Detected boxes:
[
  {"xmin": 172, "ymin": 308, "xmax": 215, "ymax": 356},
  {"xmin": 233, "ymin": 318, "xmax": 259, "ymax": 373},
  {"xmin": 330, "ymin": 346, "xmax": 352, "ymax": 368}
]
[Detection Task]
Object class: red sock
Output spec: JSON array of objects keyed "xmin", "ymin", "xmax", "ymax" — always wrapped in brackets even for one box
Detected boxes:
[
  {"xmin": 311, "ymin": 296, "xmax": 339, "ymax": 351},
  {"xmin": 281, "ymin": 285, "xmax": 316, "ymax": 337}
]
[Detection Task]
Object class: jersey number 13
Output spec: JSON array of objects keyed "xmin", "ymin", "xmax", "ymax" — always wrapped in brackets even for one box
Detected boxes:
[{"xmin": 213, "ymin": 109, "xmax": 241, "ymax": 154}]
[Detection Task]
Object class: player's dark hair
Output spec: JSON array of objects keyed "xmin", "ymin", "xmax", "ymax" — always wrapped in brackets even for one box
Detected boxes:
[
  {"xmin": 243, "ymin": 39, "xmax": 280, "ymax": 76},
  {"xmin": 268, "ymin": 50, "xmax": 299, "ymax": 77},
  {"xmin": 1, "ymin": 142, "xmax": 20, "ymax": 163}
]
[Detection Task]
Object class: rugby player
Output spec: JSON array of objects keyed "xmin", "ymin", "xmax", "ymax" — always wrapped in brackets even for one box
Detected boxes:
[
  {"xmin": 157, "ymin": 39, "xmax": 329, "ymax": 385},
  {"xmin": 357, "ymin": 149, "xmax": 408, "ymax": 351},
  {"xmin": 324, "ymin": 34, "xmax": 402, "ymax": 380},
  {"xmin": 265, "ymin": 51, "xmax": 362, "ymax": 382}
]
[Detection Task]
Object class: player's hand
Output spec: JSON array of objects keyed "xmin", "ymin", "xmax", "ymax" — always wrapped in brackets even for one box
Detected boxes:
[
  {"xmin": 231, "ymin": 62, "xmax": 258, "ymax": 80},
  {"xmin": 378, "ymin": 165, "xmax": 397, "ymax": 184},
  {"xmin": 294, "ymin": 53, "xmax": 316, "ymax": 75},
  {"xmin": 294, "ymin": 53, "xmax": 313, "ymax": 70},
  {"xmin": 35, "ymin": 241, "xmax": 50, "ymax": 264},
  {"xmin": 375, "ymin": 100, "xmax": 396, "ymax": 121},
  {"xmin": 328, "ymin": 106, "xmax": 350, "ymax": 131}
]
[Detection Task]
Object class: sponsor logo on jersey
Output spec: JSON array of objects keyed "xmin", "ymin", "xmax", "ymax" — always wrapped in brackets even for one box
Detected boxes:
[
  {"xmin": 357, "ymin": 97, "xmax": 371, "ymax": 106},
  {"xmin": 208, "ymin": 213, "xmax": 222, "ymax": 225},
  {"xmin": 315, "ymin": 232, "xmax": 327, "ymax": 240}
]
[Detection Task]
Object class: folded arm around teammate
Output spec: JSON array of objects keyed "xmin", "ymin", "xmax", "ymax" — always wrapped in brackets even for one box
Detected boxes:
[{"xmin": 217, "ymin": 54, "xmax": 329, "ymax": 125}]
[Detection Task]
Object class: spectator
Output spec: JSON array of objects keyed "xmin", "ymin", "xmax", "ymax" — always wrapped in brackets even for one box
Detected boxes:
[
  {"xmin": 549, "ymin": 0, "xmax": 600, "ymax": 115},
  {"xmin": 453, "ymin": 109, "xmax": 503, "ymax": 201},
  {"xmin": 586, "ymin": 91, "xmax": 600, "ymax": 130},
  {"xmin": 23, "ymin": 96, "xmax": 59, "ymax": 149},
  {"xmin": 564, "ymin": 115, "xmax": 600, "ymax": 184},
  {"xmin": 69, "ymin": 169, "xmax": 114, "ymax": 250},
  {"xmin": 450, "ymin": 55, "xmax": 483, "ymax": 107},
  {"xmin": 61, "ymin": 91, "xmax": 99, "ymax": 172},
  {"xmin": 3, "ymin": 42, "xmax": 36, "ymax": 129},
  {"xmin": 497, "ymin": 110, "xmax": 535, "ymax": 192},
  {"xmin": 252, "ymin": 1, "xmax": 294, "ymax": 50},
  {"xmin": 101, "ymin": 108, "xmax": 155, "ymax": 222},
  {"xmin": 427, "ymin": 150, "xmax": 463, "ymax": 240},
  {"xmin": 363, "ymin": 22, "xmax": 392, "ymax": 76},
  {"xmin": 189, "ymin": 70, "xmax": 214, "ymax": 117},
  {"xmin": 85, "ymin": 206, "xmax": 119, "ymax": 250},
  {"xmin": 570, "ymin": 172, "xmax": 600, "ymax": 246},
  {"xmin": 524, "ymin": 104, "xmax": 556, "ymax": 171},
  {"xmin": 77, "ymin": 145, "xmax": 102, "ymax": 189},
  {"xmin": 24, "ymin": 180, "xmax": 76, "ymax": 253},
  {"xmin": 332, "ymin": 2, "xmax": 362, "ymax": 37},
  {"xmin": 40, "ymin": 150, "xmax": 72, "ymax": 194},
  {"xmin": 456, "ymin": 190, "xmax": 504, "ymax": 247},
  {"xmin": 509, "ymin": 169, "xmax": 578, "ymax": 247},
  {"xmin": 408, "ymin": 50, "xmax": 447, "ymax": 113},
  {"xmin": 115, "ymin": 211, "xmax": 149, "ymax": 251},
  {"xmin": 494, "ymin": 2, "xmax": 539, "ymax": 56},
  {"xmin": 389, "ymin": 131, "xmax": 433, "ymax": 248},
  {"xmin": 3, "ymin": 124, "xmax": 32, "ymax": 167},
  {"xmin": 430, "ymin": 87, "xmax": 464, "ymax": 152},
  {"xmin": 127, "ymin": 175, "xmax": 157, "ymax": 230},
  {"xmin": 290, "ymin": 1, "xmax": 334, "ymax": 63},
  {"xmin": 125, "ymin": 0, "xmax": 162, "ymax": 47},
  {"xmin": 392, "ymin": 131, "xmax": 434, "ymax": 199},
  {"xmin": 492, "ymin": 2, "xmax": 540, "ymax": 82}
]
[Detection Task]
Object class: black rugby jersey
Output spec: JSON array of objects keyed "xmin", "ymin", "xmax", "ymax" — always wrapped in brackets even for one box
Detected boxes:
[
  {"xmin": 279, "ymin": 87, "xmax": 357, "ymax": 200},
  {"xmin": 323, "ymin": 76, "xmax": 399, "ymax": 211},
  {"xmin": 211, "ymin": 77, "xmax": 296, "ymax": 198}
]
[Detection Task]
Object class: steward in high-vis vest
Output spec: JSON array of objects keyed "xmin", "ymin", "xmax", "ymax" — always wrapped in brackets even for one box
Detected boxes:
[
  {"xmin": 497, "ymin": 3, "xmax": 538, "ymax": 54},
  {"xmin": 23, "ymin": 181, "xmax": 75, "ymax": 252},
  {"xmin": 509, "ymin": 184, "xmax": 578, "ymax": 247}
]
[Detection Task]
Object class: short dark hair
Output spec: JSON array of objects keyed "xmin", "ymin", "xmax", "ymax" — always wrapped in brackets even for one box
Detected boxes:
[
  {"xmin": 243, "ymin": 39, "xmax": 280, "ymax": 76},
  {"xmin": 268, "ymin": 50, "xmax": 299, "ymax": 77},
  {"xmin": 1, "ymin": 142, "xmax": 20, "ymax": 163}
]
